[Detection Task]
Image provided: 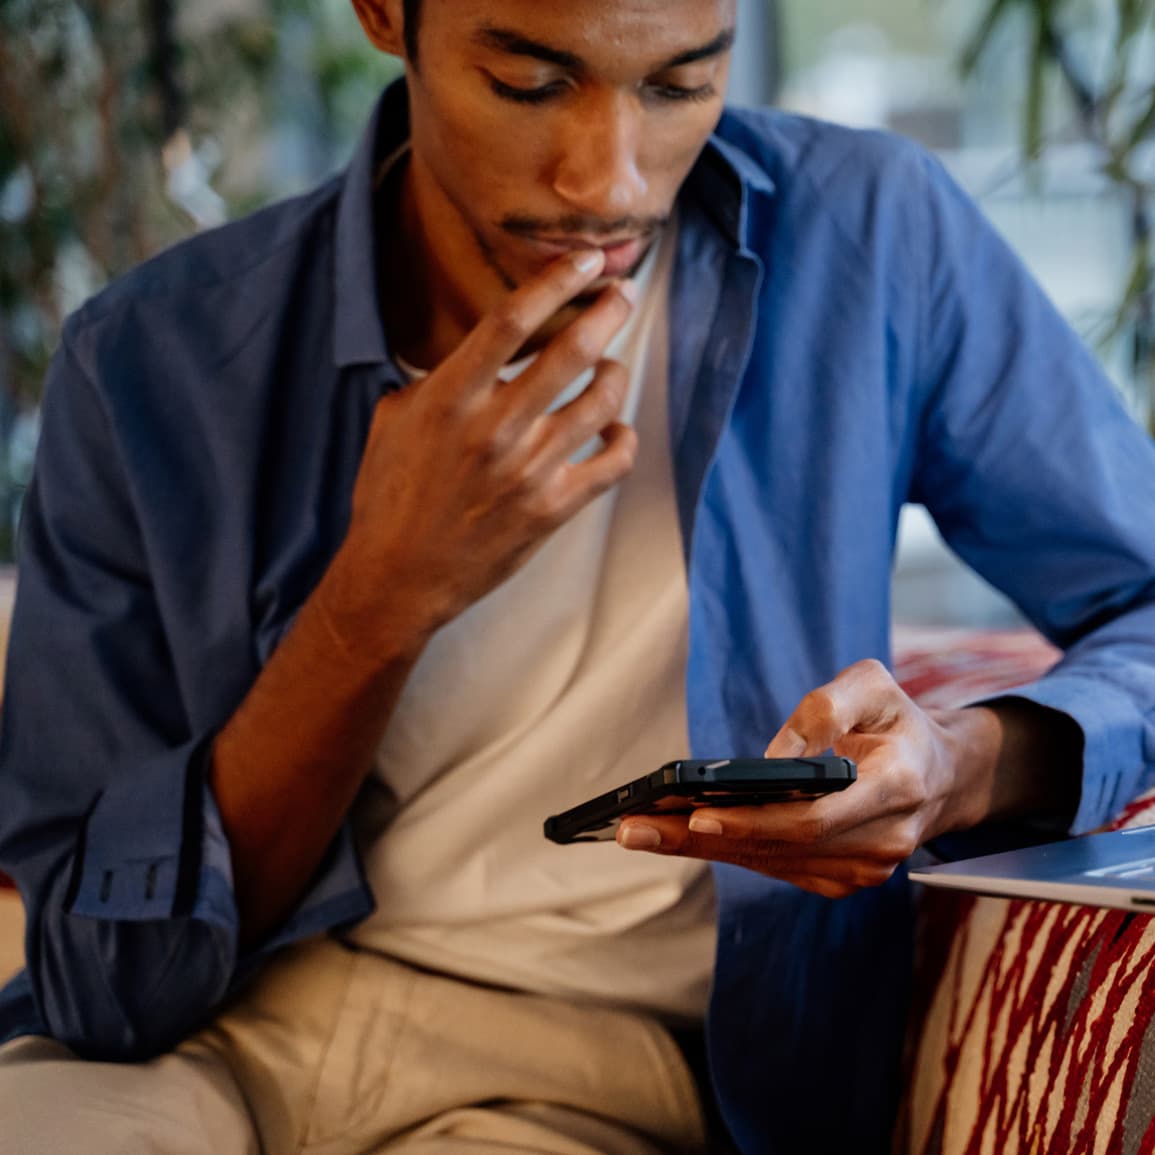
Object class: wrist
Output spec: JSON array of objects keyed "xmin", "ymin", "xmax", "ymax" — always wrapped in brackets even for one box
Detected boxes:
[
  {"xmin": 931, "ymin": 699, "xmax": 1083, "ymax": 833},
  {"xmin": 311, "ymin": 540, "xmax": 439, "ymax": 669},
  {"xmin": 929, "ymin": 705, "xmax": 1004, "ymax": 833}
]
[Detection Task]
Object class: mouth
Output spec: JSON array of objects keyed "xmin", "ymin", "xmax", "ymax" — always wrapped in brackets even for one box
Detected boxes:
[{"xmin": 521, "ymin": 234, "xmax": 651, "ymax": 280}]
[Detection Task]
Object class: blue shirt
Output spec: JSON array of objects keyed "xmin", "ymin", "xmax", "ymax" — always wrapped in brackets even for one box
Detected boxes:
[{"xmin": 2, "ymin": 80, "xmax": 1155, "ymax": 1153}]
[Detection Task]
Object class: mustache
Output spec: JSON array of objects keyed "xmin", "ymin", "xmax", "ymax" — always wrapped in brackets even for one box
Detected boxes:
[{"xmin": 501, "ymin": 213, "xmax": 669, "ymax": 239}]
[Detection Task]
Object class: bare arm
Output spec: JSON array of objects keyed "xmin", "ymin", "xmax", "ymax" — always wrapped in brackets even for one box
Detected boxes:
[{"xmin": 212, "ymin": 249, "xmax": 639, "ymax": 946}]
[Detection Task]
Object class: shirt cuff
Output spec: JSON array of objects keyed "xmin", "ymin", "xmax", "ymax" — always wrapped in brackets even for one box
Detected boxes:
[
  {"xmin": 67, "ymin": 736, "xmax": 209, "ymax": 922},
  {"xmin": 66, "ymin": 738, "xmax": 374, "ymax": 957},
  {"xmin": 1001, "ymin": 672, "xmax": 1151, "ymax": 835}
]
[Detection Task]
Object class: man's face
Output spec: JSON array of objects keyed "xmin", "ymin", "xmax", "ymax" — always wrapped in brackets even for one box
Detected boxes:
[{"xmin": 389, "ymin": 0, "xmax": 736, "ymax": 322}]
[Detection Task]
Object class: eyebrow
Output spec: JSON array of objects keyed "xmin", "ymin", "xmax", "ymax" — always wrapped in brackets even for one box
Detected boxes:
[{"xmin": 472, "ymin": 26, "xmax": 737, "ymax": 74}]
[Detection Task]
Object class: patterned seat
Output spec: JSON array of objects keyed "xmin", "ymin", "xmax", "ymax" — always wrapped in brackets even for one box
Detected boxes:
[{"xmin": 893, "ymin": 627, "xmax": 1155, "ymax": 1155}]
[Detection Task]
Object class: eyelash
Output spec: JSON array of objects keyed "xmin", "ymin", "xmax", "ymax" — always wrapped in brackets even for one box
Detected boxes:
[{"xmin": 489, "ymin": 79, "xmax": 716, "ymax": 106}]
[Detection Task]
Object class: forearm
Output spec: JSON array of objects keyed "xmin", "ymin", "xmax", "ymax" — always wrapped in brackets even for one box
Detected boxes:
[
  {"xmin": 934, "ymin": 698, "xmax": 1084, "ymax": 834},
  {"xmin": 210, "ymin": 544, "xmax": 432, "ymax": 949}
]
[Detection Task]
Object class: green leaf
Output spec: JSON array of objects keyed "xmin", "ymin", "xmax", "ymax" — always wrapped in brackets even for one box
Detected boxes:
[
  {"xmin": 961, "ymin": 0, "xmax": 1017, "ymax": 77},
  {"xmin": 1128, "ymin": 88, "xmax": 1155, "ymax": 149},
  {"xmin": 1025, "ymin": 4, "xmax": 1051, "ymax": 162}
]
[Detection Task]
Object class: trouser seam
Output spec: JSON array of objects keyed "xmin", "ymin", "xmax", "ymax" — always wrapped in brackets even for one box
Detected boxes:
[{"xmin": 294, "ymin": 942, "xmax": 362, "ymax": 1155}]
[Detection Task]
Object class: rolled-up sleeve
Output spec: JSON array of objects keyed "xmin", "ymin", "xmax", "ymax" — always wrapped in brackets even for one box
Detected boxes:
[
  {"xmin": 908, "ymin": 150, "xmax": 1155, "ymax": 837},
  {"xmin": 0, "ymin": 324, "xmax": 371, "ymax": 1060}
]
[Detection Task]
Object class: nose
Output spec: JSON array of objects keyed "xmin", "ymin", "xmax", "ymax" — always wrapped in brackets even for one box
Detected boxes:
[{"xmin": 550, "ymin": 90, "xmax": 648, "ymax": 221}]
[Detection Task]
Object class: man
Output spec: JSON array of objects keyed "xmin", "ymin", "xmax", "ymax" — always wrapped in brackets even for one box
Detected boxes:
[{"xmin": 1, "ymin": 0, "xmax": 1153, "ymax": 1151}]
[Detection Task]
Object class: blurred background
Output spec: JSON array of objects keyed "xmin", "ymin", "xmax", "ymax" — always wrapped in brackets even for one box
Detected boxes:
[{"xmin": 2, "ymin": 0, "xmax": 1154, "ymax": 626}]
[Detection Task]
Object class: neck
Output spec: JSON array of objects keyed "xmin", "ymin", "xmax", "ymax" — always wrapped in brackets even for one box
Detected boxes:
[
  {"xmin": 380, "ymin": 152, "xmax": 506, "ymax": 370},
  {"xmin": 379, "ymin": 153, "xmax": 583, "ymax": 372}
]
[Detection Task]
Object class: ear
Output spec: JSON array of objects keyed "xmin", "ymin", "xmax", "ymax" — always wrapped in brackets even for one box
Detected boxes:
[{"xmin": 350, "ymin": 0, "xmax": 408, "ymax": 59}]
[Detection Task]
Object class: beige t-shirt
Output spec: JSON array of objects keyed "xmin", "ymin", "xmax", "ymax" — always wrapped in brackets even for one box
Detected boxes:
[{"xmin": 345, "ymin": 221, "xmax": 717, "ymax": 1022}]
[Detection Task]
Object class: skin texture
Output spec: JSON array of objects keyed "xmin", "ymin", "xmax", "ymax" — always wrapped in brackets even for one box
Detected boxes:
[
  {"xmin": 212, "ymin": 0, "xmax": 738, "ymax": 946},
  {"xmin": 616, "ymin": 663, "xmax": 1081, "ymax": 899},
  {"xmin": 352, "ymin": 0, "xmax": 737, "ymax": 367},
  {"xmin": 209, "ymin": 0, "xmax": 1082, "ymax": 947}
]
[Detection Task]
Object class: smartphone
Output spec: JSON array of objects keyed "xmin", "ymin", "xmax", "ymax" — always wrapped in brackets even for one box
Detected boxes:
[{"xmin": 544, "ymin": 756, "xmax": 857, "ymax": 845}]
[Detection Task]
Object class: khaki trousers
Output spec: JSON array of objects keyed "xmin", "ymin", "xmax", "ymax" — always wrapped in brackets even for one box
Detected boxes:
[{"xmin": 0, "ymin": 937, "xmax": 708, "ymax": 1155}]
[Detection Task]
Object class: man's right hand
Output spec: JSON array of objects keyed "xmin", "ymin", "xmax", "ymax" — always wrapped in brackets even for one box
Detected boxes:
[
  {"xmin": 322, "ymin": 248, "xmax": 639, "ymax": 656},
  {"xmin": 212, "ymin": 249, "xmax": 638, "ymax": 947}
]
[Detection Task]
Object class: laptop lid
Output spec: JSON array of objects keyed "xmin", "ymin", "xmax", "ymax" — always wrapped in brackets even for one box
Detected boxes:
[{"xmin": 909, "ymin": 825, "xmax": 1155, "ymax": 911}]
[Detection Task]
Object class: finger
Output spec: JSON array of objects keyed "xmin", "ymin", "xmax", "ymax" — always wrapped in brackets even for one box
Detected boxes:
[
  {"xmin": 764, "ymin": 659, "xmax": 906, "ymax": 758},
  {"xmin": 544, "ymin": 422, "xmax": 639, "ymax": 521},
  {"xmin": 616, "ymin": 817, "xmax": 900, "ymax": 893},
  {"xmin": 683, "ymin": 742, "xmax": 925, "ymax": 846},
  {"xmin": 526, "ymin": 359, "xmax": 630, "ymax": 471},
  {"xmin": 505, "ymin": 281, "xmax": 636, "ymax": 423},
  {"xmin": 618, "ymin": 812, "xmax": 825, "ymax": 859},
  {"xmin": 619, "ymin": 739, "xmax": 921, "ymax": 848},
  {"xmin": 445, "ymin": 249, "xmax": 609, "ymax": 391},
  {"xmin": 685, "ymin": 806, "xmax": 923, "ymax": 862}
]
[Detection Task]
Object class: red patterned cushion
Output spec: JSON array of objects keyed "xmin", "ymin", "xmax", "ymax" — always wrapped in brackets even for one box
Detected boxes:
[
  {"xmin": 901, "ymin": 794, "xmax": 1155, "ymax": 1155},
  {"xmin": 894, "ymin": 627, "xmax": 1155, "ymax": 1154},
  {"xmin": 892, "ymin": 624, "xmax": 1061, "ymax": 709}
]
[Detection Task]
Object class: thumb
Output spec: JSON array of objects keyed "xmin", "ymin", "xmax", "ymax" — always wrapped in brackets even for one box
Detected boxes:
[{"xmin": 764, "ymin": 659, "xmax": 901, "ymax": 758}]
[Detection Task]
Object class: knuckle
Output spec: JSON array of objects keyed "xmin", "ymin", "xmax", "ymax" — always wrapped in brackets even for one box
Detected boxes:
[
  {"xmin": 465, "ymin": 418, "xmax": 518, "ymax": 467},
  {"xmin": 597, "ymin": 365, "xmax": 628, "ymax": 411},
  {"xmin": 800, "ymin": 689, "xmax": 840, "ymax": 732},
  {"xmin": 604, "ymin": 425, "xmax": 638, "ymax": 468},
  {"xmin": 524, "ymin": 485, "xmax": 566, "ymax": 529},
  {"xmin": 591, "ymin": 388, "xmax": 623, "ymax": 428},
  {"xmin": 465, "ymin": 431, "xmax": 502, "ymax": 467},
  {"xmin": 505, "ymin": 460, "xmax": 539, "ymax": 500},
  {"xmin": 590, "ymin": 448, "xmax": 636, "ymax": 493},
  {"xmin": 856, "ymin": 657, "xmax": 890, "ymax": 681},
  {"xmin": 619, "ymin": 430, "xmax": 640, "ymax": 467},
  {"xmin": 892, "ymin": 822, "xmax": 922, "ymax": 860},
  {"xmin": 490, "ymin": 304, "xmax": 532, "ymax": 348},
  {"xmin": 892, "ymin": 766, "xmax": 930, "ymax": 811},
  {"xmin": 799, "ymin": 814, "xmax": 833, "ymax": 843},
  {"xmin": 851, "ymin": 862, "xmax": 895, "ymax": 889},
  {"xmin": 870, "ymin": 862, "xmax": 899, "ymax": 886},
  {"xmin": 872, "ymin": 824, "xmax": 918, "ymax": 864},
  {"xmin": 565, "ymin": 327, "xmax": 605, "ymax": 366}
]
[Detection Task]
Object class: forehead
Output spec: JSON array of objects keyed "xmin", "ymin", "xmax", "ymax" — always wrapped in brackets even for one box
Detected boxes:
[{"xmin": 421, "ymin": 0, "xmax": 738, "ymax": 65}]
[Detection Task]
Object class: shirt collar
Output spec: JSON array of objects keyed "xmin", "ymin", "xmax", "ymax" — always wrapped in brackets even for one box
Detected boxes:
[
  {"xmin": 332, "ymin": 80, "xmax": 777, "ymax": 369},
  {"xmin": 689, "ymin": 127, "xmax": 777, "ymax": 251},
  {"xmin": 333, "ymin": 80, "xmax": 411, "ymax": 369}
]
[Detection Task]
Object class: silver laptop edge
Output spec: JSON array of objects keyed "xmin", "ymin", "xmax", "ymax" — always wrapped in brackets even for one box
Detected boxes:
[{"xmin": 908, "ymin": 824, "xmax": 1155, "ymax": 912}]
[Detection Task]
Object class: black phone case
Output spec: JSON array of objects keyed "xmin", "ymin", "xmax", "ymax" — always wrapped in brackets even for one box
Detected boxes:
[{"xmin": 544, "ymin": 756, "xmax": 857, "ymax": 844}]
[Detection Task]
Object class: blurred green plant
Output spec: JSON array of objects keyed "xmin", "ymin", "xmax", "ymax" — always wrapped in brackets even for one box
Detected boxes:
[
  {"xmin": 0, "ymin": 0, "xmax": 401, "ymax": 557},
  {"xmin": 962, "ymin": 0, "xmax": 1155, "ymax": 430}
]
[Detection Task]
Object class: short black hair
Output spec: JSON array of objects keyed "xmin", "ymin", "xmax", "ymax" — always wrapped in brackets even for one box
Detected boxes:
[{"xmin": 403, "ymin": 0, "xmax": 421, "ymax": 62}]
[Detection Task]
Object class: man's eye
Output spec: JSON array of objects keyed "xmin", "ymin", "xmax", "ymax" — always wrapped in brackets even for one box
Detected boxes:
[
  {"xmin": 490, "ymin": 78, "xmax": 566, "ymax": 106},
  {"xmin": 648, "ymin": 82, "xmax": 716, "ymax": 104}
]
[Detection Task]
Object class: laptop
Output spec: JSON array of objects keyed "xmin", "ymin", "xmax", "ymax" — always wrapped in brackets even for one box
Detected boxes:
[{"xmin": 908, "ymin": 825, "xmax": 1155, "ymax": 911}]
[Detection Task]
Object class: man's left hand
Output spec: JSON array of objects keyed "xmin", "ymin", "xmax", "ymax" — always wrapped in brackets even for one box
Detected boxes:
[{"xmin": 615, "ymin": 658, "xmax": 1073, "ymax": 899}]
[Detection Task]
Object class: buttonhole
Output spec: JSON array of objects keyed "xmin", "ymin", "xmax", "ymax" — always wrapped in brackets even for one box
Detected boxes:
[
  {"xmin": 145, "ymin": 863, "xmax": 158, "ymax": 900},
  {"xmin": 99, "ymin": 871, "xmax": 112, "ymax": 903}
]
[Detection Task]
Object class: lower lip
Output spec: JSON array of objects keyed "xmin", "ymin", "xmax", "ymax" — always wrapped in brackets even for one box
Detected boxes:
[{"xmin": 527, "ymin": 236, "xmax": 648, "ymax": 280}]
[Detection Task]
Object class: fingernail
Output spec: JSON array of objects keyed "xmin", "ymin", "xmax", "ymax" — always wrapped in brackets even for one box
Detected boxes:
[
  {"xmin": 619, "ymin": 824, "xmax": 661, "ymax": 850},
  {"xmin": 573, "ymin": 250, "xmax": 605, "ymax": 275},
  {"xmin": 616, "ymin": 277, "xmax": 639, "ymax": 306},
  {"xmin": 766, "ymin": 728, "xmax": 806, "ymax": 758},
  {"xmin": 689, "ymin": 815, "xmax": 724, "ymax": 837}
]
